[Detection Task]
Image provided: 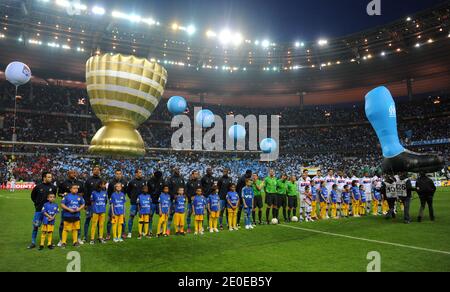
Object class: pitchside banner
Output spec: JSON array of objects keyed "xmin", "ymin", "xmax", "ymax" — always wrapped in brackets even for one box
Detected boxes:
[
  {"xmin": 441, "ymin": 181, "xmax": 450, "ymax": 187},
  {"xmin": 411, "ymin": 181, "xmax": 449, "ymax": 187},
  {"xmin": 3, "ymin": 182, "xmax": 36, "ymax": 190}
]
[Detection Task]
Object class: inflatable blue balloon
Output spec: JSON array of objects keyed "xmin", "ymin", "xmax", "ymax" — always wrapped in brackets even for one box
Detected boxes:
[
  {"xmin": 167, "ymin": 96, "xmax": 187, "ymax": 115},
  {"xmin": 260, "ymin": 138, "xmax": 277, "ymax": 153},
  {"xmin": 195, "ymin": 109, "xmax": 215, "ymax": 128},
  {"xmin": 228, "ymin": 125, "xmax": 246, "ymax": 141}
]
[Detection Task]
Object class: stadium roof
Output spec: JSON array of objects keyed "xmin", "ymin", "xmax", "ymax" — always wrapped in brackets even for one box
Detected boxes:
[{"xmin": 0, "ymin": 0, "xmax": 449, "ymax": 106}]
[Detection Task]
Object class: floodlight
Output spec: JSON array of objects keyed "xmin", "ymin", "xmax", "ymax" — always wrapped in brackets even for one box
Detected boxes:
[
  {"xmin": 186, "ymin": 25, "xmax": 196, "ymax": 35},
  {"xmin": 92, "ymin": 6, "xmax": 105, "ymax": 15},
  {"xmin": 142, "ymin": 18, "xmax": 156, "ymax": 26},
  {"xmin": 232, "ymin": 33, "xmax": 243, "ymax": 46},
  {"xmin": 112, "ymin": 10, "xmax": 126, "ymax": 18},
  {"xmin": 129, "ymin": 14, "xmax": 141, "ymax": 23},
  {"xmin": 56, "ymin": 0, "xmax": 70, "ymax": 8},
  {"xmin": 318, "ymin": 39, "xmax": 328, "ymax": 46},
  {"xmin": 206, "ymin": 30, "xmax": 217, "ymax": 38},
  {"xmin": 219, "ymin": 29, "xmax": 232, "ymax": 44}
]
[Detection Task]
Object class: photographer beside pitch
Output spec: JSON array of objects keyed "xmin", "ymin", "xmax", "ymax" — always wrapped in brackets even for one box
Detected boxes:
[{"xmin": 415, "ymin": 172, "xmax": 437, "ymax": 222}]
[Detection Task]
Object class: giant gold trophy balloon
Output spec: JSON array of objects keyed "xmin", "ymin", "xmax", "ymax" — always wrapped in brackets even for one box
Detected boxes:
[{"xmin": 86, "ymin": 54, "xmax": 168, "ymax": 156}]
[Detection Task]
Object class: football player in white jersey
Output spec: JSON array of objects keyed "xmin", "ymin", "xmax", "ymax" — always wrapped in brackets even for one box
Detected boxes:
[
  {"xmin": 312, "ymin": 170, "xmax": 324, "ymax": 189},
  {"xmin": 336, "ymin": 171, "xmax": 346, "ymax": 217},
  {"xmin": 350, "ymin": 172, "xmax": 360, "ymax": 215},
  {"xmin": 383, "ymin": 175, "xmax": 398, "ymax": 219},
  {"xmin": 351, "ymin": 173, "xmax": 360, "ymax": 187},
  {"xmin": 312, "ymin": 170, "xmax": 324, "ymax": 218},
  {"xmin": 10, "ymin": 177, "xmax": 16, "ymax": 192},
  {"xmin": 344, "ymin": 174, "xmax": 353, "ymax": 188},
  {"xmin": 325, "ymin": 169, "xmax": 336, "ymax": 193},
  {"xmin": 360, "ymin": 172, "xmax": 373, "ymax": 215},
  {"xmin": 297, "ymin": 169, "xmax": 311, "ymax": 221},
  {"xmin": 395, "ymin": 173, "xmax": 412, "ymax": 223},
  {"xmin": 344, "ymin": 174, "xmax": 354, "ymax": 215},
  {"xmin": 324, "ymin": 169, "xmax": 336, "ymax": 219}
]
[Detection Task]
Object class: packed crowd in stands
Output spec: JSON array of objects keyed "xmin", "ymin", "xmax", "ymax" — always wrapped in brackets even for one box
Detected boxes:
[
  {"xmin": 1, "ymin": 148, "xmax": 385, "ymax": 183},
  {"xmin": 0, "ymin": 82, "xmax": 449, "ymax": 183},
  {"xmin": 1, "ymin": 82, "xmax": 449, "ymax": 125}
]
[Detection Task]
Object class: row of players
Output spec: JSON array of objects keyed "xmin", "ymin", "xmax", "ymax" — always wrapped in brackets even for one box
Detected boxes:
[{"xmin": 28, "ymin": 167, "xmax": 405, "ymax": 249}]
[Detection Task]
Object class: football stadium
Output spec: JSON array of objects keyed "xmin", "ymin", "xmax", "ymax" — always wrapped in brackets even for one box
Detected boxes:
[{"xmin": 0, "ymin": 0, "xmax": 449, "ymax": 274}]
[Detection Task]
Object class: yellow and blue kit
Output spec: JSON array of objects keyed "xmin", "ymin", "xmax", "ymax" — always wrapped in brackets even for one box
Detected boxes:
[
  {"xmin": 226, "ymin": 191, "xmax": 239, "ymax": 229},
  {"xmin": 208, "ymin": 193, "xmax": 220, "ymax": 230},
  {"xmin": 351, "ymin": 186, "xmax": 361, "ymax": 216},
  {"xmin": 40, "ymin": 202, "xmax": 59, "ymax": 247},
  {"xmin": 359, "ymin": 189, "xmax": 367, "ymax": 215},
  {"xmin": 319, "ymin": 188, "xmax": 329, "ymax": 219},
  {"xmin": 341, "ymin": 191, "xmax": 351, "ymax": 217},
  {"xmin": 330, "ymin": 190, "xmax": 339, "ymax": 218},
  {"xmin": 110, "ymin": 192, "xmax": 126, "ymax": 240},
  {"xmin": 157, "ymin": 193, "xmax": 171, "ymax": 235},
  {"xmin": 193, "ymin": 195, "xmax": 206, "ymax": 233},
  {"xmin": 174, "ymin": 195, "xmax": 187, "ymax": 233},
  {"xmin": 90, "ymin": 190, "xmax": 108, "ymax": 241},
  {"xmin": 137, "ymin": 193, "xmax": 152, "ymax": 236},
  {"xmin": 311, "ymin": 186, "xmax": 318, "ymax": 219},
  {"xmin": 372, "ymin": 190, "xmax": 382, "ymax": 215},
  {"xmin": 61, "ymin": 193, "xmax": 85, "ymax": 245}
]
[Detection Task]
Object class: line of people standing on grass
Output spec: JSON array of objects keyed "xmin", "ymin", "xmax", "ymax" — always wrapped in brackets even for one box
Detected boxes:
[{"xmin": 27, "ymin": 166, "xmax": 438, "ymax": 249}]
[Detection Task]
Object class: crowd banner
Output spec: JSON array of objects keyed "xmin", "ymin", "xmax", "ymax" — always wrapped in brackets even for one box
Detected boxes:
[{"xmin": 410, "ymin": 138, "xmax": 450, "ymax": 146}]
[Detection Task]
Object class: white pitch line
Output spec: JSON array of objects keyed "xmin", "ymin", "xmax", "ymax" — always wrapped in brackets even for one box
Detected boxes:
[
  {"xmin": 0, "ymin": 194, "xmax": 28, "ymax": 200},
  {"xmin": 279, "ymin": 224, "xmax": 450, "ymax": 256}
]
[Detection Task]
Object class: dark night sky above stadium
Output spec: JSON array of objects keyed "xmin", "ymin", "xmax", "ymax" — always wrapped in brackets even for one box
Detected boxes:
[{"xmin": 98, "ymin": 0, "xmax": 447, "ymax": 41}]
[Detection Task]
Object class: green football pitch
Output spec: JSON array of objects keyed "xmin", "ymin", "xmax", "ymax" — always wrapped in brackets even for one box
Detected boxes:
[{"xmin": 1, "ymin": 189, "xmax": 449, "ymax": 272}]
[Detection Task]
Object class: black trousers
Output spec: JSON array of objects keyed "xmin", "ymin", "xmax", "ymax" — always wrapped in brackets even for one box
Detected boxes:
[
  {"xmin": 399, "ymin": 196, "xmax": 411, "ymax": 221},
  {"xmin": 386, "ymin": 198, "xmax": 397, "ymax": 218},
  {"xmin": 419, "ymin": 195, "xmax": 435, "ymax": 220}
]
